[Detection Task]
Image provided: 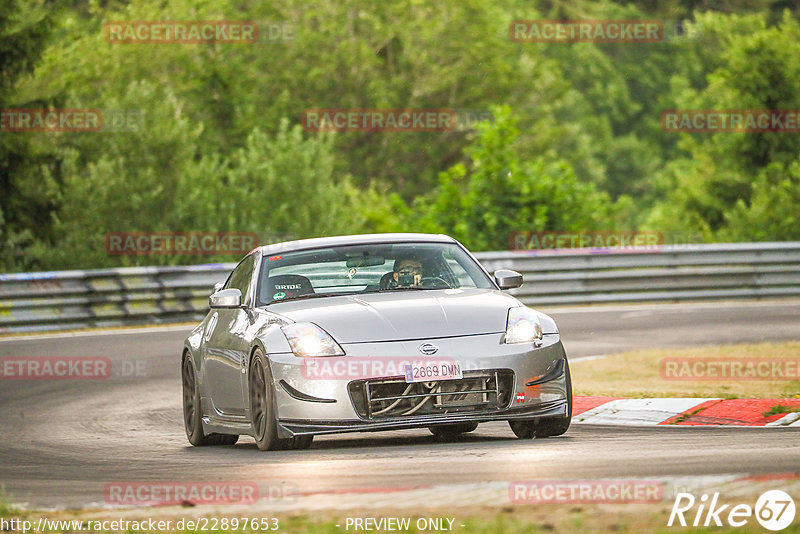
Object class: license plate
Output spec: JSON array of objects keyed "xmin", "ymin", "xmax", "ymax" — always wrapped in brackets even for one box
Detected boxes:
[{"xmin": 404, "ymin": 361, "xmax": 463, "ymax": 383}]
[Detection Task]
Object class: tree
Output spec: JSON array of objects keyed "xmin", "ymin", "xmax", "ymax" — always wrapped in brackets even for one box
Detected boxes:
[
  {"xmin": 0, "ymin": 0, "xmax": 53, "ymax": 271},
  {"xmin": 647, "ymin": 11, "xmax": 800, "ymax": 240},
  {"xmin": 416, "ymin": 106, "xmax": 620, "ymax": 250}
]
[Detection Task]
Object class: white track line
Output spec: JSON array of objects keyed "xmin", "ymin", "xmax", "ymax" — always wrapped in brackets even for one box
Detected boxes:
[
  {"xmin": 0, "ymin": 324, "xmax": 194, "ymax": 343},
  {"xmin": 540, "ymin": 298, "xmax": 800, "ymax": 315}
]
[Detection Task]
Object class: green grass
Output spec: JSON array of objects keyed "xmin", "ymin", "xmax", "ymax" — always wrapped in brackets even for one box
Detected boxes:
[
  {"xmin": 0, "ymin": 487, "xmax": 20, "ymax": 517},
  {"xmin": 763, "ymin": 404, "xmax": 800, "ymax": 417},
  {"xmin": 571, "ymin": 341, "xmax": 800, "ymax": 399}
]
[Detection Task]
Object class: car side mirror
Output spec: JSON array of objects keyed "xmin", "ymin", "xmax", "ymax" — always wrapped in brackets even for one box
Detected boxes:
[
  {"xmin": 209, "ymin": 288, "xmax": 242, "ymax": 308},
  {"xmin": 494, "ymin": 269, "xmax": 523, "ymax": 289}
]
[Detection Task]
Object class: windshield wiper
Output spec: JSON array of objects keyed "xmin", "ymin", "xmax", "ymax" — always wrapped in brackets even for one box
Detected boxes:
[
  {"xmin": 266, "ymin": 293, "xmax": 339, "ymax": 305},
  {"xmin": 373, "ymin": 286, "xmax": 448, "ymax": 293}
]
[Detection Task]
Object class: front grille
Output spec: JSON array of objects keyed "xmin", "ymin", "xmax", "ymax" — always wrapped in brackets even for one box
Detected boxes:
[{"xmin": 348, "ymin": 370, "xmax": 514, "ymax": 419}]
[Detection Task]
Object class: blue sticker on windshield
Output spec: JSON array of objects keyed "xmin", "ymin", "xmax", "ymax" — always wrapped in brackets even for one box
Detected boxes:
[{"xmin": 273, "ymin": 291, "xmax": 286, "ymax": 300}]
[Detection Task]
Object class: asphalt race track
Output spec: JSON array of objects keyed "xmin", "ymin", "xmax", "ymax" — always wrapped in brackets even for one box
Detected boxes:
[{"xmin": 1, "ymin": 299, "xmax": 799, "ymax": 510}]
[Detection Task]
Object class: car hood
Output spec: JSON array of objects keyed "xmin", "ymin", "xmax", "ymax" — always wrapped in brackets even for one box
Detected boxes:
[{"xmin": 265, "ymin": 288, "xmax": 519, "ymax": 343}]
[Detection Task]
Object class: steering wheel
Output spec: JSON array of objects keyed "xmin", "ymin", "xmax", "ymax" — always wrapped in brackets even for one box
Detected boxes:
[{"xmin": 420, "ymin": 276, "xmax": 451, "ymax": 288}]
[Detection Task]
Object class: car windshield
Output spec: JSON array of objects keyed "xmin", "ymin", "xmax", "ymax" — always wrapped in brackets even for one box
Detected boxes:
[{"xmin": 256, "ymin": 242, "xmax": 494, "ymax": 305}]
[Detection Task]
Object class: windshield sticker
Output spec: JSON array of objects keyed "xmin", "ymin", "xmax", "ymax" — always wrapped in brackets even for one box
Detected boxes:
[
  {"xmin": 274, "ymin": 284, "xmax": 301, "ymax": 290},
  {"xmin": 272, "ymin": 291, "xmax": 286, "ymax": 300},
  {"xmin": 345, "ymin": 267, "xmax": 357, "ymax": 279}
]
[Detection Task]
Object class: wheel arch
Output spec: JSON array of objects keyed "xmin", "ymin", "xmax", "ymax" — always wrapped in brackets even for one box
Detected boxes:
[
  {"xmin": 182, "ymin": 344, "xmax": 203, "ymax": 384},
  {"xmin": 249, "ymin": 339, "xmax": 269, "ymax": 369},
  {"xmin": 249, "ymin": 333, "xmax": 284, "ymax": 379}
]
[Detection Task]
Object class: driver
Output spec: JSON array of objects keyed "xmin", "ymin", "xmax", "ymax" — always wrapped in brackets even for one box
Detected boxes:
[{"xmin": 392, "ymin": 257, "xmax": 424, "ymax": 288}]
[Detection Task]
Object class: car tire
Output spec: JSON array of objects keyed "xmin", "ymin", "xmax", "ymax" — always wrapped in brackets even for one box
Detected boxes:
[
  {"xmin": 536, "ymin": 359, "xmax": 573, "ymax": 438},
  {"xmin": 284, "ymin": 435, "xmax": 314, "ymax": 450},
  {"xmin": 429, "ymin": 422, "xmax": 479, "ymax": 441},
  {"xmin": 508, "ymin": 419, "xmax": 536, "ymax": 439},
  {"xmin": 249, "ymin": 348, "xmax": 293, "ymax": 451},
  {"xmin": 182, "ymin": 354, "xmax": 239, "ymax": 446},
  {"xmin": 508, "ymin": 359, "xmax": 573, "ymax": 439}
]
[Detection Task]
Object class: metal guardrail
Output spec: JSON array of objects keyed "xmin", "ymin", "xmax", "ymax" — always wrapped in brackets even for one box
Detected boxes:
[
  {"xmin": 477, "ymin": 242, "xmax": 800, "ymax": 306},
  {"xmin": 1, "ymin": 242, "xmax": 799, "ymax": 334},
  {"xmin": 0, "ymin": 264, "xmax": 237, "ymax": 334}
]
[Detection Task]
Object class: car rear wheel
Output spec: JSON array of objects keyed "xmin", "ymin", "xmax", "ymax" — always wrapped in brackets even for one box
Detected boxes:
[
  {"xmin": 429, "ymin": 422, "xmax": 479, "ymax": 441},
  {"xmin": 182, "ymin": 355, "xmax": 239, "ymax": 446}
]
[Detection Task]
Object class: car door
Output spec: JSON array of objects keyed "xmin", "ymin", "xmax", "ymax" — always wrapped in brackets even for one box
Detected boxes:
[{"xmin": 202, "ymin": 253, "xmax": 256, "ymax": 417}]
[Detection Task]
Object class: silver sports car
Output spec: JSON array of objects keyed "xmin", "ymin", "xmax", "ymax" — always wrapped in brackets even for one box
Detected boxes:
[{"xmin": 181, "ymin": 233, "xmax": 572, "ymax": 450}]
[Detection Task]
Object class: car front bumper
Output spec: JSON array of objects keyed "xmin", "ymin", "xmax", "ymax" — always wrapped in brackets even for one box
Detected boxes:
[{"xmin": 267, "ymin": 332, "xmax": 569, "ymax": 437}]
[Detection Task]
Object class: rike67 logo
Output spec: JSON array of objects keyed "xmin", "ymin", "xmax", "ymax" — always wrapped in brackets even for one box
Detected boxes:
[{"xmin": 668, "ymin": 490, "xmax": 796, "ymax": 531}]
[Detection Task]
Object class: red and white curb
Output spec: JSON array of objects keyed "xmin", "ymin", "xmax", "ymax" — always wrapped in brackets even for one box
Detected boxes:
[{"xmin": 573, "ymin": 396, "xmax": 800, "ymax": 426}]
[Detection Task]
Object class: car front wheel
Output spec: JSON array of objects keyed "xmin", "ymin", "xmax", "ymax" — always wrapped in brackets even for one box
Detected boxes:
[
  {"xmin": 249, "ymin": 348, "xmax": 284, "ymax": 451},
  {"xmin": 537, "ymin": 359, "xmax": 573, "ymax": 438},
  {"xmin": 249, "ymin": 348, "xmax": 313, "ymax": 451},
  {"xmin": 508, "ymin": 359, "xmax": 573, "ymax": 439},
  {"xmin": 429, "ymin": 422, "xmax": 479, "ymax": 441}
]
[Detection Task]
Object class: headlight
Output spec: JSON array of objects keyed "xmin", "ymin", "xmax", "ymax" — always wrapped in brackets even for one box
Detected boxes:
[
  {"xmin": 503, "ymin": 307, "xmax": 542, "ymax": 344},
  {"xmin": 281, "ymin": 322, "xmax": 345, "ymax": 357}
]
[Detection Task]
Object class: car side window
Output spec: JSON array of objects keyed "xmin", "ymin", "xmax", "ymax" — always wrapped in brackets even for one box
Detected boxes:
[
  {"xmin": 225, "ymin": 254, "xmax": 256, "ymax": 303},
  {"xmin": 442, "ymin": 251, "xmax": 472, "ymax": 288}
]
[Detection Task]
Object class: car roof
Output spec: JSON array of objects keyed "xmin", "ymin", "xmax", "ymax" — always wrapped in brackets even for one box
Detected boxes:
[{"xmin": 255, "ymin": 233, "xmax": 457, "ymax": 256}]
